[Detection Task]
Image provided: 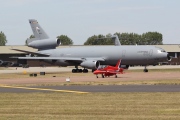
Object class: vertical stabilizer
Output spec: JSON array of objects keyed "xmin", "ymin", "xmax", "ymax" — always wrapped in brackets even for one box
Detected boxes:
[
  {"xmin": 115, "ymin": 59, "xmax": 121, "ymax": 68},
  {"xmin": 27, "ymin": 19, "xmax": 60, "ymax": 50},
  {"xmin": 29, "ymin": 19, "xmax": 49, "ymax": 40},
  {"xmin": 112, "ymin": 35, "xmax": 121, "ymax": 46},
  {"xmin": 96, "ymin": 34, "xmax": 121, "ymax": 46}
]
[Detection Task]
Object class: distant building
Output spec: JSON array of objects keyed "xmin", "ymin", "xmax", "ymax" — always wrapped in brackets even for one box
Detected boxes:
[{"xmin": 155, "ymin": 45, "xmax": 180, "ymax": 65}]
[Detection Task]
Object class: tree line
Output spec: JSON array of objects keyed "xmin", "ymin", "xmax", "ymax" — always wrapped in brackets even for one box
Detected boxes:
[
  {"xmin": 0, "ymin": 31, "xmax": 7, "ymax": 46},
  {"xmin": 84, "ymin": 32, "xmax": 163, "ymax": 45},
  {"xmin": 0, "ymin": 31, "xmax": 163, "ymax": 46}
]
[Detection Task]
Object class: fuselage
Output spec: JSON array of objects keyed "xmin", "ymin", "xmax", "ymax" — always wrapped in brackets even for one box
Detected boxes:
[{"xmin": 38, "ymin": 45, "xmax": 168, "ymax": 66}]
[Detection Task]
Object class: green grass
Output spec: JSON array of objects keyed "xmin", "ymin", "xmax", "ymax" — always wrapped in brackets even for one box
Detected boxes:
[
  {"xmin": 0, "ymin": 92, "xmax": 180, "ymax": 120},
  {"xmin": 1, "ymin": 68, "xmax": 180, "ymax": 119}
]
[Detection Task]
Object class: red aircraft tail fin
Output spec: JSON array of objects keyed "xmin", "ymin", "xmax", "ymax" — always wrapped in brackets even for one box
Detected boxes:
[{"xmin": 115, "ymin": 59, "xmax": 121, "ymax": 68}]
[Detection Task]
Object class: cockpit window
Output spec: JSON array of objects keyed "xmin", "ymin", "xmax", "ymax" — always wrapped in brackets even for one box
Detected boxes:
[
  {"xmin": 157, "ymin": 49, "xmax": 166, "ymax": 53},
  {"xmin": 155, "ymin": 47, "xmax": 166, "ymax": 53},
  {"xmin": 98, "ymin": 65, "xmax": 107, "ymax": 69}
]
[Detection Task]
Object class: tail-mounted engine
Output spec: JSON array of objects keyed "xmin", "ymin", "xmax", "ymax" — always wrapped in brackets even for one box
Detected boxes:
[{"xmin": 28, "ymin": 38, "xmax": 60, "ymax": 50}]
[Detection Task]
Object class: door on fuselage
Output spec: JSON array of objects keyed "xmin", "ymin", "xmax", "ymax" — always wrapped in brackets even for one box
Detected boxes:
[{"xmin": 122, "ymin": 50, "xmax": 126, "ymax": 58}]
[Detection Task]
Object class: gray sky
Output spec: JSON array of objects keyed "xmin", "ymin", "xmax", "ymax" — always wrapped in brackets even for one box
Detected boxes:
[{"xmin": 1, "ymin": 0, "xmax": 180, "ymax": 45}]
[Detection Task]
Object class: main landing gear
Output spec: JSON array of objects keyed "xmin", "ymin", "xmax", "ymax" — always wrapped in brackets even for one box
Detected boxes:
[
  {"xmin": 144, "ymin": 66, "xmax": 148, "ymax": 72},
  {"xmin": 96, "ymin": 74, "xmax": 118, "ymax": 78},
  {"xmin": 72, "ymin": 69, "xmax": 88, "ymax": 73},
  {"xmin": 95, "ymin": 74, "xmax": 104, "ymax": 78},
  {"xmin": 72, "ymin": 66, "xmax": 88, "ymax": 73},
  {"xmin": 102, "ymin": 74, "xmax": 104, "ymax": 78}
]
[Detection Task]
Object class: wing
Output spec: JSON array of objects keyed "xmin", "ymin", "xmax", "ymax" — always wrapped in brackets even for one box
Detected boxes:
[
  {"xmin": 11, "ymin": 48, "xmax": 50, "ymax": 56},
  {"xmin": 93, "ymin": 70, "xmax": 107, "ymax": 74},
  {"xmin": 93, "ymin": 70, "xmax": 121, "ymax": 74},
  {"xmin": 107, "ymin": 71, "xmax": 123, "ymax": 74},
  {"xmin": 11, "ymin": 48, "xmax": 105, "ymax": 65},
  {"xmin": 11, "ymin": 56, "xmax": 105, "ymax": 64},
  {"xmin": 108, "ymin": 71, "xmax": 118, "ymax": 74}
]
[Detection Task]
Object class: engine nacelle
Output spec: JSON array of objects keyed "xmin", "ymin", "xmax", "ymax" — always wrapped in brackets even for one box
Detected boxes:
[
  {"xmin": 80, "ymin": 60, "xmax": 100, "ymax": 69},
  {"xmin": 0, "ymin": 60, "xmax": 3, "ymax": 65},
  {"xmin": 120, "ymin": 65, "xmax": 129, "ymax": 69},
  {"xmin": 28, "ymin": 38, "xmax": 60, "ymax": 50},
  {"xmin": 0, "ymin": 60, "xmax": 12, "ymax": 66}
]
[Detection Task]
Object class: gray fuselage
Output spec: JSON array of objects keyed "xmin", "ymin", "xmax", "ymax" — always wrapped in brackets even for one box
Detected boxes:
[{"xmin": 38, "ymin": 45, "xmax": 168, "ymax": 67}]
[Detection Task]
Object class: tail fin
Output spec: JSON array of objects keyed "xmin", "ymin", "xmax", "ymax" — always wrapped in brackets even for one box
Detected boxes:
[
  {"xmin": 95, "ymin": 34, "xmax": 121, "ymax": 46},
  {"xmin": 112, "ymin": 35, "xmax": 121, "ymax": 46},
  {"xmin": 29, "ymin": 19, "xmax": 49, "ymax": 40},
  {"xmin": 27, "ymin": 19, "xmax": 60, "ymax": 50},
  {"xmin": 115, "ymin": 59, "xmax": 124, "ymax": 73},
  {"xmin": 115, "ymin": 59, "xmax": 121, "ymax": 68}
]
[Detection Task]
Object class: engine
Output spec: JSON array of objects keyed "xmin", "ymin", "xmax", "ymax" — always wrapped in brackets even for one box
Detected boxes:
[
  {"xmin": 0, "ymin": 60, "xmax": 3, "ymax": 65},
  {"xmin": 0, "ymin": 60, "xmax": 13, "ymax": 66},
  {"xmin": 80, "ymin": 60, "xmax": 100, "ymax": 69},
  {"xmin": 28, "ymin": 38, "xmax": 61, "ymax": 50}
]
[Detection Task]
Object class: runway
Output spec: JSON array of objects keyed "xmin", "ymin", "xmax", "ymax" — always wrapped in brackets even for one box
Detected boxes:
[{"xmin": 0, "ymin": 85, "xmax": 180, "ymax": 93}]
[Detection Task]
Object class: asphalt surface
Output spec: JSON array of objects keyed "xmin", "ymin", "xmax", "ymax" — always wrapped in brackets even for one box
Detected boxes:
[{"xmin": 0, "ymin": 85, "xmax": 180, "ymax": 93}]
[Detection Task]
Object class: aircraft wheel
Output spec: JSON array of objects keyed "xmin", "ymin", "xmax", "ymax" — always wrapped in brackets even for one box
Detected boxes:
[
  {"xmin": 76, "ymin": 69, "xmax": 79, "ymax": 73},
  {"xmin": 72, "ymin": 69, "xmax": 76, "ymax": 73},
  {"xmin": 96, "ymin": 75, "xmax": 98, "ymax": 78},
  {"xmin": 83, "ymin": 69, "xmax": 88, "ymax": 73},
  {"xmin": 82, "ymin": 69, "xmax": 85, "ymax": 73},
  {"xmin": 102, "ymin": 74, "xmax": 104, "ymax": 78},
  {"xmin": 115, "ymin": 75, "xmax": 117, "ymax": 78},
  {"xmin": 92, "ymin": 69, "xmax": 96, "ymax": 72},
  {"xmin": 79, "ymin": 69, "xmax": 82, "ymax": 73},
  {"xmin": 144, "ymin": 69, "xmax": 148, "ymax": 72}
]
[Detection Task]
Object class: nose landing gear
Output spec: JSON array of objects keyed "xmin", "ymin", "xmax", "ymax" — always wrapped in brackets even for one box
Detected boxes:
[{"xmin": 144, "ymin": 66, "xmax": 148, "ymax": 72}]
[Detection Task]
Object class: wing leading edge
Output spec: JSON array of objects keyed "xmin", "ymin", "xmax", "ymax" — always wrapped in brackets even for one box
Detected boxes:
[
  {"xmin": 12, "ymin": 56, "xmax": 105, "ymax": 62},
  {"xmin": 11, "ymin": 48, "xmax": 50, "ymax": 56}
]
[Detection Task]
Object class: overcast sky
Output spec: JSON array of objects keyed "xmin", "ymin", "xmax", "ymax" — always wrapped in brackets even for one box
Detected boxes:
[{"xmin": 1, "ymin": 0, "xmax": 180, "ymax": 45}]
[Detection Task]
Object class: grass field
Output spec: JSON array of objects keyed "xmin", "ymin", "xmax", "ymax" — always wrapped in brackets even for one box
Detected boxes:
[
  {"xmin": 0, "ymin": 68, "xmax": 180, "ymax": 119},
  {"xmin": 0, "ymin": 92, "xmax": 180, "ymax": 120}
]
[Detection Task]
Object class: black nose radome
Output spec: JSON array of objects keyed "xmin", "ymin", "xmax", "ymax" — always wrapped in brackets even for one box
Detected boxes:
[{"xmin": 167, "ymin": 54, "xmax": 171, "ymax": 61}]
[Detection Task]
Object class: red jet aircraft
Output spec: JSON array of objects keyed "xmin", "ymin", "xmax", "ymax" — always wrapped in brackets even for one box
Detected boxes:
[{"xmin": 93, "ymin": 60, "xmax": 124, "ymax": 78}]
